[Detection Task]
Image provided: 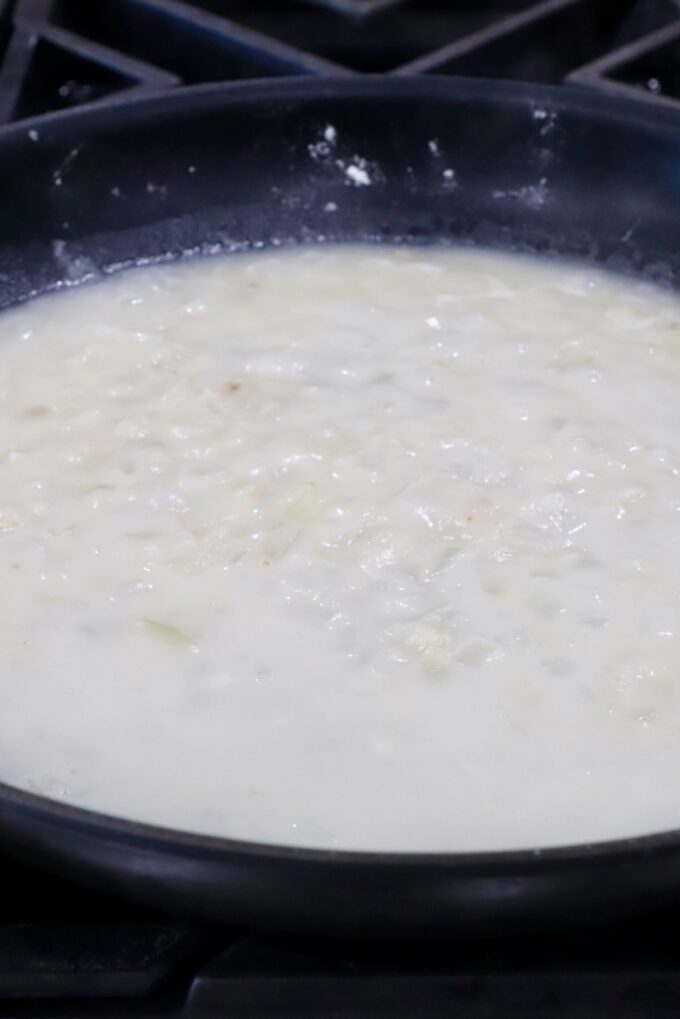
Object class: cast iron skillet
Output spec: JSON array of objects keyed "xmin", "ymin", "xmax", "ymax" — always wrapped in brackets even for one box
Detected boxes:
[{"xmin": 0, "ymin": 77, "xmax": 679, "ymax": 938}]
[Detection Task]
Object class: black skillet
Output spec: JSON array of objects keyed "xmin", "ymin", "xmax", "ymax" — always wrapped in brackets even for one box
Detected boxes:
[{"xmin": 0, "ymin": 76, "xmax": 679, "ymax": 938}]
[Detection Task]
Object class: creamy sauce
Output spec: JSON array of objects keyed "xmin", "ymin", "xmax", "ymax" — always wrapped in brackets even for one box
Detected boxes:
[{"xmin": 2, "ymin": 245, "xmax": 680, "ymax": 851}]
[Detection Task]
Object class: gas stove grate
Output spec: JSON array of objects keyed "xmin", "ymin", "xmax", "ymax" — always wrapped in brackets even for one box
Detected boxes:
[{"xmin": 0, "ymin": 0, "xmax": 677, "ymax": 125}]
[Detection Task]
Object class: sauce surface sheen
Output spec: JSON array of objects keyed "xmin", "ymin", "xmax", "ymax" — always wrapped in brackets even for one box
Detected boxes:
[{"xmin": 2, "ymin": 245, "xmax": 680, "ymax": 851}]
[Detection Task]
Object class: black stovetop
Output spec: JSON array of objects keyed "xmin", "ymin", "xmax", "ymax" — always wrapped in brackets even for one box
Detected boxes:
[
  {"xmin": 4, "ymin": 841, "xmax": 680, "ymax": 1018},
  {"xmin": 1, "ymin": 1, "xmax": 680, "ymax": 1015},
  {"xmin": 0, "ymin": 0, "xmax": 678, "ymax": 123}
]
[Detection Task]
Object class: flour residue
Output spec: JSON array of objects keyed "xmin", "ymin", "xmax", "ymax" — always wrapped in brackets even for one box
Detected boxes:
[
  {"xmin": 532, "ymin": 106, "xmax": 558, "ymax": 138},
  {"xmin": 427, "ymin": 137, "xmax": 458, "ymax": 191},
  {"xmin": 493, "ymin": 177, "xmax": 550, "ymax": 210},
  {"xmin": 344, "ymin": 160, "xmax": 372, "ymax": 187},
  {"xmin": 308, "ymin": 124, "xmax": 379, "ymax": 188}
]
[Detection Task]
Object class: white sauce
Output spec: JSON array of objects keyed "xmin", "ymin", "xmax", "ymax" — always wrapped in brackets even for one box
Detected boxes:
[{"xmin": 2, "ymin": 245, "xmax": 680, "ymax": 851}]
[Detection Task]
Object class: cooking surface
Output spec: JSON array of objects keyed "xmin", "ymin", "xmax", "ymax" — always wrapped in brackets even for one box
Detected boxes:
[{"xmin": 0, "ymin": 0, "xmax": 680, "ymax": 1015}]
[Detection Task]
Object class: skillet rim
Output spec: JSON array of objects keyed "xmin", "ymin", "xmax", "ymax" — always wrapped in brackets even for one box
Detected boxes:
[{"xmin": 3, "ymin": 72, "xmax": 680, "ymax": 149}]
